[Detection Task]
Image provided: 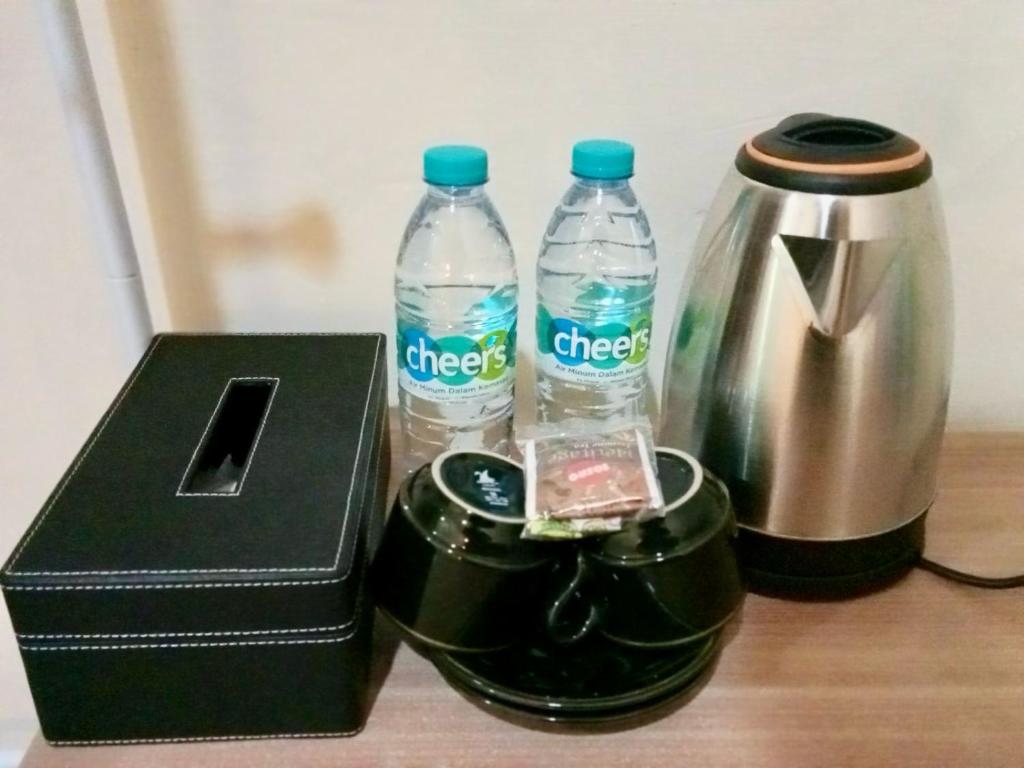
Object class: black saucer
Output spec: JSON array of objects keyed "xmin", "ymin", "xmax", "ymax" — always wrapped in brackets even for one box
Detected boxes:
[{"xmin": 429, "ymin": 629, "xmax": 720, "ymax": 723}]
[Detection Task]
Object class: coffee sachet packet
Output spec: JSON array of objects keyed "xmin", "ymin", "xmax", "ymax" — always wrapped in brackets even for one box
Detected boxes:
[{"xmin": 520, "ymin": 421, "xmax": 663, "ymax": 539}]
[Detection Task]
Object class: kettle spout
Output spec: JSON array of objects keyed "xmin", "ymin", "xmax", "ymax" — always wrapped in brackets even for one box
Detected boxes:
[{"xmin": 777, "ymin": 234, "xmax": 901, "ymax": 336}]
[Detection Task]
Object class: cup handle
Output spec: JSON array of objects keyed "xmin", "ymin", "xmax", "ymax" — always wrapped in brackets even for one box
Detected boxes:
[{"xmin": 545, "ymin": 548, "xmax": 602, "ymax": 645}]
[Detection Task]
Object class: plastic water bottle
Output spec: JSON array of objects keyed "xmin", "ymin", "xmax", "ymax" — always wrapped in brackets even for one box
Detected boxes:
[
  {"xmin": 395, "ymin": 145, "xmax": 518, "ymax": 468},
  {"xmin": 535, "ymin": 140, "xmax": 658, "ymax": 426}
]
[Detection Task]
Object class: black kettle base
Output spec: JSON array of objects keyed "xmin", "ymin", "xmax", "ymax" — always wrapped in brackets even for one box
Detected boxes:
[{"xmin": 737, "ymin": 512, "xmax": 927, "ymax": 598}]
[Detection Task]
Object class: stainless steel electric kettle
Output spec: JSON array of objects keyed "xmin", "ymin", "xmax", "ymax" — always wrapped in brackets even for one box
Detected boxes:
[{"xmin": 662, "ymin": 114, "xmax": 953, "ymax": 595}]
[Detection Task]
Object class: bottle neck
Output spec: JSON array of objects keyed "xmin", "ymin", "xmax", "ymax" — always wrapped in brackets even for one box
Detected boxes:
[
  {"xmin": 572, "ymin": 176, "xmax": 631, "ymax": 191},
  {"xmin": 426, "ymin": 183, "xmax": 488, "ymax": 203}
]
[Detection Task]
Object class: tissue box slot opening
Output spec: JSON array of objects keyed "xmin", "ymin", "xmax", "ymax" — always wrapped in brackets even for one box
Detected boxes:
[{"xmin": 180, "ymin": 378, "xmax": 277, "ymax": 495}]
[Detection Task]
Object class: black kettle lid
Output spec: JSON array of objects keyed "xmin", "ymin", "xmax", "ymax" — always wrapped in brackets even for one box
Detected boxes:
[{"xmin": 735, "ymin": 113, "xmax": 932, "ymax": 195}]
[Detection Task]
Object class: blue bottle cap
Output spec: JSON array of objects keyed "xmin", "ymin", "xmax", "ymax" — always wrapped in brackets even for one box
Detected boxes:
[
  {"xmin": 571, "ymin": 139, "xmax": 635, "ymax": 180},
  {"xmin": 423, "ymin": 145, "xmax": 488, "ymax": 186}
]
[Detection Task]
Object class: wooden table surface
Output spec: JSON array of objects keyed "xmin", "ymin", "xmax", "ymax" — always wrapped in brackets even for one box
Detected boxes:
[{"xmin": 19, "ymin": 432, "xmax": 1024, "ymax": 768}]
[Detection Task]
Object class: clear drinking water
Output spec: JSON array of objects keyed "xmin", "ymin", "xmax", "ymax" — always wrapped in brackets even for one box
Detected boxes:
[
  {"xmin": 395, "ymin": 146, "xmax": 518, "ymax": 469},
  {"xmin": 535, "ymin": 140, "xmax": 658, "ymax": 426}
]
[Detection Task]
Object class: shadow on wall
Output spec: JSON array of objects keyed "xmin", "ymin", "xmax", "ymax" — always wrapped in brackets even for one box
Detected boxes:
[
  {"xmin": 206, "ymin": 204, "xmax": 337, "ymax": 280},
  {"xmin": 105, "ymin": 0, "xmax": 337, "ymax": 330}
]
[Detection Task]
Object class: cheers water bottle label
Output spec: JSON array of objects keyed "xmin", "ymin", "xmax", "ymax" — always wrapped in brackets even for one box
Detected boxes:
[
  {"xmin": 536, "ymin": 303, "xmax": 652, "ymax": 385},
  {"xmin": 398, "ymin": 317, "xmax": 517, "ymax": 403}
]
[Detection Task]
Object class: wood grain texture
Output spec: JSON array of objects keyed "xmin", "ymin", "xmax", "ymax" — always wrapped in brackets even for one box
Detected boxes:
[{"xmin": 19, "ymin": 432, "xmax": 1024, "ymax": 768}]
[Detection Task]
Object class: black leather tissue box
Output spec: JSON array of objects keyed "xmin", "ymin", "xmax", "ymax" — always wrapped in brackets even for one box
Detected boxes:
[{"xmin": 2, "ymin": 333, "xmax": 390, "ymax": 745}]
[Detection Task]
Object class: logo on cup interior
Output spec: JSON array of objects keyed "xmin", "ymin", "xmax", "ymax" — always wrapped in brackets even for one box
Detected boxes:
[
  {"xmin": 400, "ymin": 324, "xmax": 515, "ymax": 385},
  {"xmin": 537, "ymin": 306, "xmax": 651, "ymax": 369}
]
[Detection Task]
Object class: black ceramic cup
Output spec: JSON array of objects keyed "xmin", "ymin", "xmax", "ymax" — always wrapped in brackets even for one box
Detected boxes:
[
  {"xmin": 546, "ymin": 448, "xmax": 745, "ymax": 648},
  {"xmin": 371, "ymin": 450, "xmax": 555, "ymax": 653}
]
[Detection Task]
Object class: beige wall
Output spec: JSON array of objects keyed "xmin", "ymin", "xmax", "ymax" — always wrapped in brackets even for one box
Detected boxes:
[
  {"xmin": 88, "ymin": 0, "xmax": 1024, "ymax": 427},
  {"xmin": 90, "ymin": 0, "xmax": 1024, "ymax": 427},
  {"xmin": 1, "ymin": 0, "xmax": 1023, "ymax": 757}
]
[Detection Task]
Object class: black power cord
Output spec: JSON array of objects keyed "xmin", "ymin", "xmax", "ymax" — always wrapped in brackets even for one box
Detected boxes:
[{"xmin": 918, "ymin": 557, "xmax": 1024, "ymax": 589}]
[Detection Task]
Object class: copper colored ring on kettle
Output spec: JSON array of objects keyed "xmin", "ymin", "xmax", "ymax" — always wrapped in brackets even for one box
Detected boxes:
[{"xmin": 735, "ymin": 113, "xmax": 932, "ymax": 195}]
